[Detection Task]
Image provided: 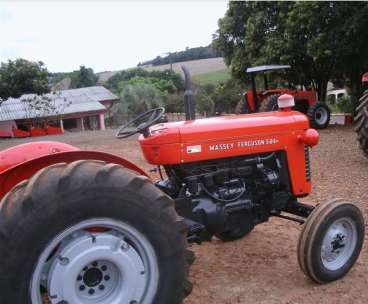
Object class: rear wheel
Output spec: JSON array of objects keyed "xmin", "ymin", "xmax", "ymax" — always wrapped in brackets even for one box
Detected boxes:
[
  {"xmin": 354, "ymin": 89, "xmax": 368, "ymax": 158},
  {"xmin": 0, "ymin": 161, "xmax": 192, "ymax": 304},
  {"xmin": 297, "ymin": 199, "xmax": 364, "ymax": 283},
  {"xmin": 258, "ymin": 94, "xmax": 280, "ymax": 112},
  {"xmin": 307, "ymin": 102, "xmax": 331, "ymax": 129}
]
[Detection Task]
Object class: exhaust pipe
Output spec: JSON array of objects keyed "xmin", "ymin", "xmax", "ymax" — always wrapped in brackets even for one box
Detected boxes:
[{"xmin": 182, "ymin": 65, "xmax": 196, "ymax": 121}]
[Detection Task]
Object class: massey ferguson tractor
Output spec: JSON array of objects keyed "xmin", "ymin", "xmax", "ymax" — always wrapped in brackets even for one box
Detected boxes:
[
  {"xmin": 242, "ymin": 65, "xmax": 331, "ymax": 129},
  {"xmin": 355, "ymin": 72, "xmax": 368, "ymax": 157},
  {"xmin": 0, "ymin": 67, "xmax": 364, "ymax": 304}
]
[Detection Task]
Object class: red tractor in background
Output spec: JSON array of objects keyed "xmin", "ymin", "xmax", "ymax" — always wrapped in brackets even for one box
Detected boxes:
[
  {"xmin": 242, "ymin": 65, "xmax": 331, "ymax": 129},
  {"xmin": 0, "ymin": 67, "xmax": 364, "ymax": 304},
  {"xmin": 354, "ymin": 72, "xmax": 368, "ymax": 157}
]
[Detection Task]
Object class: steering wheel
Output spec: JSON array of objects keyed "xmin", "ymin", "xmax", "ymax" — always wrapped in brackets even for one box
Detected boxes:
[{"xmin": 116, "ymin": 107, "xmax": 166, "ymax": 139}]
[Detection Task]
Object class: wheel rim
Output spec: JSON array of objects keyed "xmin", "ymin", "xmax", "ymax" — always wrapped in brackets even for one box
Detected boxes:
[
  {"xmin": 314, "ymin": 107, "xmax": 328, "ymax": 125},
  {"xmin": 30, "ymin": 218, "xmax": 159, "ymax": 304},
  {"xmin": 320, "ymin": 217, "xmax": 357, "ymax": 271}
]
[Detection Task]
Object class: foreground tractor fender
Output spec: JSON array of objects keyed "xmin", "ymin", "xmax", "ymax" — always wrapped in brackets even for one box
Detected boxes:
[{"xmin": 0, "ymin": 141, "xmax": 148, "ymax": 200}]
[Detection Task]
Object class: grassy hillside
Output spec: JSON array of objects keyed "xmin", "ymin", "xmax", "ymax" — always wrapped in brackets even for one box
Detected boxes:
[
  {"xmin": 192, "ymin": 68, "xmax": 231, "ymax": 85},
  {"xmin": 95, "ymin": 58, "xmax": 227, "ymax": 84}
]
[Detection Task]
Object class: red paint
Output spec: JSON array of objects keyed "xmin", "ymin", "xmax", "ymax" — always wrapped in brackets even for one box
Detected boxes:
[
  {"xmin": 0, "ymin": 141, "xmax": 79, "ymax": 173},
  {"xmin": 30, "ymin": 127, "xmax": 47, "ymax": 137},
  {"xmin": 0, "ymin": 142, "xmax": 148, "ymax": 200},
  {"xmin": 12, "ymin": 127, "xmax": 30, "ymax": 138},
  {"xmin": 139, "ymin": 111, "xmax": 317, "ymax": 197},
  {"xmin": 46, "ymin": 125, "xmax": 63, "ymax": 135},
  {"xmin": 297, "ymin": 129, "xmax": 319, "ymax": 147}
]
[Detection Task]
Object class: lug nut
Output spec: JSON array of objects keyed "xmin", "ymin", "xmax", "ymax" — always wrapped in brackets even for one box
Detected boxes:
[
  {"xmin": 79, "ymin": 285, "xmax": 85, "ymax": 291},
  {"xmin": 83, "ymin": 266, "xmax": 88, "ymax": 271},
  {"xmin": 101, "ymin": 265, "xmax": 107, "ymax": 271},
  {"xmin": 92, "ymin": 261, "xmax": 98, "ymax": 267},
  {"xmin": 99, "ymin": 285, "xmax": 105, "ymax": 290},
  {"xmin": 77, "ymin": 275, "xmax": 82, "ymax": 281},
  {"xmin": 88, "ymin": 289, "xmax": 95, "ymax": 295},
  {"xmin": 121, "ymin": 242, "xmax": 129, "ymax": 251},
  {"xmin": 59, "ymin": 257, "xmax": 70, "ymax": 266},
  {"xmin": 104, "ymin": 275, "xmax": 110, "ymax": 281}
]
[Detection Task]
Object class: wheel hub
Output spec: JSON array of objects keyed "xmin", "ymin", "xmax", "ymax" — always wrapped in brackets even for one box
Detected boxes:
[
  {"xmin": 321, "ymin": 218, "xmax": 357, "ymax": 271},
  {"xmin": 315, "ymin": 107, "xmax": 328, "ymax": 125},
  {"xmin": 31, "ymin": 219, "xmax": 159, "ymax": 304},
  {"xmin": 83, "ymin": 267, "xmax": 103, "ymax": 287}
]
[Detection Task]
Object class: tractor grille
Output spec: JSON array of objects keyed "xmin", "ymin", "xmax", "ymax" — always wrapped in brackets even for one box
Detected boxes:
[{"xmin": 304, "ymin": 145, "xmax": 311, "ymax": 181}]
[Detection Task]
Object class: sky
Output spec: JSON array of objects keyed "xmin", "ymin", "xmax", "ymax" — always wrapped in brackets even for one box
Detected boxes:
[{"xmin": 0, "ymin": 1, "xmax": 228, "ymax": 73}]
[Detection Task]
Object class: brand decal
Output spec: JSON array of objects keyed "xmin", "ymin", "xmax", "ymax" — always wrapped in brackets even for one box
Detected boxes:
[
  {"xmin": 209, "ymin": 138, "xmax": 279, "ymax": 152},
  {"xmin": 187, "ymin": 145, "xmax": 202, "ymax": 154}
]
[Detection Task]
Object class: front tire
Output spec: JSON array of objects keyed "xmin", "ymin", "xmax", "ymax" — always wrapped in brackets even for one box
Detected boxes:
[
  {"xmin": 297, "ymin": 199, "xmax": 364, "ymax": 283},
  {"xmin": 307, "ymin": 102, "xmax": 331, "ymax": 129},
  {"xmin": 0, "ymin": 161, "xmax": 192, "ymax": 304}
]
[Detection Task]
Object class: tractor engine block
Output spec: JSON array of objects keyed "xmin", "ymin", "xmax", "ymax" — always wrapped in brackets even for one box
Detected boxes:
[{"xmin": 158, "ymin": 152, "xmax": 292, "ymax": 243}]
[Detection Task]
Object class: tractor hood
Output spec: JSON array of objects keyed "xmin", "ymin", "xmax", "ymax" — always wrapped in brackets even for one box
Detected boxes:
[
  {"xmin": 141, "ymin": 111, "xmax": 309, "ymax": 145},
  {"xmin": 139, "ymin": 111, "xmax": 314, "ymax": 166}
]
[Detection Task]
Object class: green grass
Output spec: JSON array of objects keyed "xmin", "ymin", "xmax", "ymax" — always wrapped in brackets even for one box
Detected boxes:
[{"xmin": 193, "ymin": 69, "xmax": 231, "ymax": 85}]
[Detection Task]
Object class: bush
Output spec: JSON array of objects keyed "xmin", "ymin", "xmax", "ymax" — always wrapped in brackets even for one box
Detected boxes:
[
  {"xmin": 336, "ymin": 95, "xmax": 354, "ymax": 114},
  {"xmin": 112, "ymin": 82, "xmax": 165, "ymax": 121}
]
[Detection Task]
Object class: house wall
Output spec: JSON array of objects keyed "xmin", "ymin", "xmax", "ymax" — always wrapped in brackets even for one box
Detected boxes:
[
  {"xmin": 62, "ymin": 113, "xmax": 105, "ymax": 132},
  {"xmin": 0, "ymin": 121, "xmax": 16, "ymax": 137}
]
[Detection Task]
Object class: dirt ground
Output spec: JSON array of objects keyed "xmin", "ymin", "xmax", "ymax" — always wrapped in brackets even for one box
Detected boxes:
[{"xmin": 1, "ymin": 126, "xmax": 368, "ymax": 304}]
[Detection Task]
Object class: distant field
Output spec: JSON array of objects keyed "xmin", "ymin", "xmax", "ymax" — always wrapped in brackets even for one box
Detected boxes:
[
  {"xmin": 192, "ymin": 68, "xmax": 231, "ymax": 85},
  {"xmin": 142, "ymin": 57, "xmax": 227, "ymax": 76},
  {"xmin": 96, "ymin": 57, "xmax": 228, "ymax": 83}
]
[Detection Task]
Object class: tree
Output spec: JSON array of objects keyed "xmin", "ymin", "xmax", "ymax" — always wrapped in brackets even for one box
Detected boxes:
[
  {"xmin": 70, "ymin": 66, "xmax": 98, "ymax": 88},
  {"xmin": 105, "ymin": 68, "xmax": 184, "ymax": 94},
  {"xmin": 213, "ymin": 2, "xmax": 368, "ymax": 104},
  {"xmin": 211, "ymin": 79, "xmax": 243, "ymax": 113},
  {"xmin": 196, "ymin": 90, "xmax": 215, "ymax": 115},
  {"xmin": 112, "ymin": 82, "xmax": 165, "ymax": 120},
  {"xmin": 0, "ymin": 59, "xmax": 49, "ymax": 99},
  {"xmin": 20, "ymin": 93, "xmax": 71, "ymax": 126}
]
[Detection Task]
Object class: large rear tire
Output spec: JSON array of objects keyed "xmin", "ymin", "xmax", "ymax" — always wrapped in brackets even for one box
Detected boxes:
[
  {"xmin": 354, "ymin": 89, "xmax": 368, "ymax": 158},
  {"xmin": 258, "ymin": 94, "xmax": 280, "ymax": 112},
  {"xmin": 0, "ymin": 161, "xmax": 192, "ymax": 304},
  {"xmin": 297, "ymin": 199, "xmax": 364, "ymax": 283},
  {"xmin": 307, "ymin": 102, "xmax": 331, "ymax": 129}
]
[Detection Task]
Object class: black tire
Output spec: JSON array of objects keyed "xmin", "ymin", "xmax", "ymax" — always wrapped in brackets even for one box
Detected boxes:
[
  {"xmin": 297, "ymin": 199, "xmax": 364, "ymax": 284},
  {"xmin": 258, "ymin": 94, "xmax": 280, "ymax": 112},
  {"xmin": 307, "ymin": 102, "xmax": 331, "ymax": 129},
  {"xmin": 0, "ymin": 161, "xmax": 192, "ymax": 304},
  {"xmin": 354, "ymin": 89, "xmax": 368, "ymax": 158}
]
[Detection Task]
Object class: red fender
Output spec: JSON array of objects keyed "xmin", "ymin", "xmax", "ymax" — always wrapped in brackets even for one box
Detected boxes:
[{"xmin": 0, "ymin": 141, "xmax": 149, "ymax": 200}]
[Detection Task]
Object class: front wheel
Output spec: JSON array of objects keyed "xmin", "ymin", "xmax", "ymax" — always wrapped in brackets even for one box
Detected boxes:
[
  {"xmin": 297, "ymin": 199, "xmax": 364, "ymax": 283},
  {"xmin": 0, "ymin": 161, "xmax": 192, "ymax": 304},
  {"xmin": 307, "ymin": 102, "xmax": 331, "ymax": 129}
]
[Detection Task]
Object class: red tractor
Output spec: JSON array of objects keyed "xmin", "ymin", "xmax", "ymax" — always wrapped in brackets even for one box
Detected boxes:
[
  {"xmin": 355, "ymin": 72, "xmax": 368, "ymax": 157},
  {"xmin": 243, "ymin": 65, "xmax": 331, "ymax": 129},
  {"xmin": 0, "ymin": 67, "xmax": 364, "ymax": 304}
]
